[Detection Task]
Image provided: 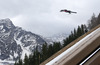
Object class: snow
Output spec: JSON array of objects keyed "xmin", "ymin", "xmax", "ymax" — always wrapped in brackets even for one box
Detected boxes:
[
  {"xmin": 25, "ymin": 35, "xmax": 36, "ymax": 43},
  {"xmin": 2, "ymin": 31, "xmax": 11, "ymax": 39},
  {"xmin": 0, "ymin": 50, "xmax": 1, "ymax": 55},
  {"xmin": 46, "ymin": 27, "xmax": 100, "ymax": 65},
  {"xmin": 14, "ymin": 35, "xmax": 31, "ymax": 60},
  {"xmin": 2, "ymin": 29, "xmax": 5, "ymax": 33},
  {"xmin": 0, "ymin": 59, "xmax": 15, "ymax": 65},
  {"xmin": 0, "ymin": 63, "xmax": 4, "ymax": 65},
  {"xmin": 0, "ymin": 25, "xmax": 3, "ymax": 30},
  {"xmin": 21, "ymin": 45, "xmax": 31, "ymax": 60},
  {"xmin": 14, "ymin": 52, "xmax": 18, "ymax": 58},
  {"xmin": 9, "ymin": 55, "xmax": 13, "ymax": 60},
  {"xmin": 0, "ymin": 18, "xmax": 44, "ymax": 65},
  {"xmin": 0, "ymin": 18, "xmax": 13, "ymax": 29}
]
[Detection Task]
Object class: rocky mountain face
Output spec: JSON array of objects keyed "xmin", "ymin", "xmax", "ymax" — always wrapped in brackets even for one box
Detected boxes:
[{"xmin": 0, "ymin": 18, "xmax": 46, "ymax": 64}]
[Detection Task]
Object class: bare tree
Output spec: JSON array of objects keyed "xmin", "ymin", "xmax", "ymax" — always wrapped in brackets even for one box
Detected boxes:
[{"xmin": 88, "ymin": 13, "xmax": 97, "ymax": 30}]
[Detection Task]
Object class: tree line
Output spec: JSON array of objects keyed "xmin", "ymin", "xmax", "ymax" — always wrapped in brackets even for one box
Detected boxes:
[
  {"xmin": 88, "ymin": 13, "xmax": 100, "ymax": 29},
  {"xmin": 14, "ymin": 13, "xmax": 100, "ymax": 65},
  {"xmin": 14, "ymin": 24, "xmax": 87, "ymax": 65}
]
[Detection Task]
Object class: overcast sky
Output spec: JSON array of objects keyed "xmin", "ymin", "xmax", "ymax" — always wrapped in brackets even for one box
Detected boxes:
[{"xmin": 0, "ymin": 0, "xmax": 100, "ymax": 37}]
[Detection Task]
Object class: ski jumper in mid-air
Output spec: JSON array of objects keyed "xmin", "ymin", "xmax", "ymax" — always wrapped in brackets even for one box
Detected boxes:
[{"xmin": 60, "ymin": 9, "xmax": 77, "ymax": 14}]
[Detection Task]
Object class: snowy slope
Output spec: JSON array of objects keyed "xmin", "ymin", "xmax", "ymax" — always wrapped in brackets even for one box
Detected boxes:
[
  {"xmin": 0, "ymin": 18, "xmax": 46, "ymax": 65},
  {"xmin": 0, "ymin": 60, "xmax": 14, "ymax": 65}
]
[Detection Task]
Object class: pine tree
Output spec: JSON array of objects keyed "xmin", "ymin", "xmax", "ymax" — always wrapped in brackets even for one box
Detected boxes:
[
  {"xmin": 41, "ymin": 42, "xmax": 48, "ymax": 61},
  {"xmin": 63, "ymin": 24, "xmax": 88, "ymax": 47},
  {"xmin": 77, "ymin": 26, "xmax": 81, "ymax": 37},
  {"xmin": 96, "ymin": 13, "xmax": 100, "ymax": 25},
  {"xmin": 47, "ymin": 44, "xmax": 53, "ymax": 57},
  {"xmin": 28, "ymin": 54, "xmax": 34, "ymax": 65},
  {"xmin": 24, "ymin": 54, "xmax": 29, "ymax": 65},
  {"xmin": 34, "ymin": 46, "xmax": 41, "ymax": 65},
  {"xmin": 73, "ymin": 28, "xmax": 77, "ymax": 39},
  {"xmin": 81, "ymin": 24, "xmax": 85, "ymax": 35},
  {"xmin": 14, "ymin": 61, "xmax": 17, "ymax": 65},
  {"xmin": 88, "ymin": 13, "xmax": 97, "ymax": 29},
  {"xmin": 14, "ymin": 23, "xmax": 90, "ymax": 65},
  {"xmin": 18, "ymin": 59, "xmax": 23, "ymax": 65}
]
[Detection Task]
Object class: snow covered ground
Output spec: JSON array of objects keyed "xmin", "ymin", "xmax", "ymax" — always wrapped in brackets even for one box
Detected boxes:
[
  {"xmin": 46, "ymin": 27, "xmax": 100, "ymax": 65},
  {"xmin": 14, "ymin": 36, "xmax": 31, "ymax": 60},
  {"xmin": 0, "ymin": 59, "xmax": 15, "ymax": 65}
]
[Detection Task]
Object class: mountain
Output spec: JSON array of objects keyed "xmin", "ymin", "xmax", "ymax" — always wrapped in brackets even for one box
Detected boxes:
[
  {"xmin": 0, "ymin": 18, "xmax": 46, "ymax": 65},
  {"xmin": 45, "ymin": 33, "xmax": 68, "ymax": 43}
]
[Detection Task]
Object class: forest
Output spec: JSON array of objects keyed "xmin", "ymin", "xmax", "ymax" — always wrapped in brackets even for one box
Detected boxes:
[{"xmin": 14, "ymin": 13, "xmax": 100, "ymax": 65}]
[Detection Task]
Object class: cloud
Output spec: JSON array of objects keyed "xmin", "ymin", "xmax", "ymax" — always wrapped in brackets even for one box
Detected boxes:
[{"xmin": 0, "ymin": 0, "xmax": 100, "ymax": 37}]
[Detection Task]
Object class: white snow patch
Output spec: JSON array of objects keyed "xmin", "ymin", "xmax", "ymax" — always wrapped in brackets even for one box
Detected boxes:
[
  {"xmin": 14, "ymin": 35, "xmax": 31, "ymax": 60},
  {"xmin": 0, "ymin": 50, "xmax": 1, "ymax": 55},
  {"xmin": 0, "ymin": 59, "xmax": 15, "ymax": 64},
  {"xmin": 2, "ymin": 29, "xmax": 5, "ymax": 33},
  {"xmin": 14, "ymin": 52, "xmax": 18, "ymax": 58},
  {"xmin": 0, "ymin": 25, "xmax": 3, "ymax": 30},
  {"xmin": 0, "ymin": 63, "xmax": 4, "ymax": 65},
  {"xmin": 9, "ymin": 55, "xmax": 13, "ymax": 60}
]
